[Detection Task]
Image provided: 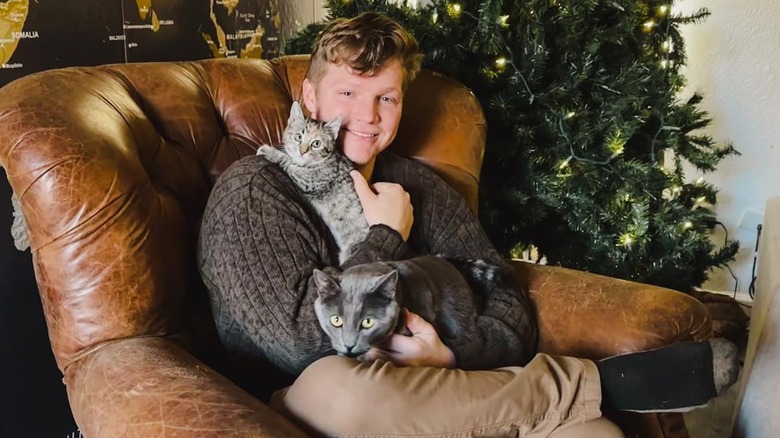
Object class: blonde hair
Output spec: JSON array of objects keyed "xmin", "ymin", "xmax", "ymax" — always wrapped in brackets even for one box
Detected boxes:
[{"xmin": 307, "ymin": 12, "xmax": 424, "ymax": 90}]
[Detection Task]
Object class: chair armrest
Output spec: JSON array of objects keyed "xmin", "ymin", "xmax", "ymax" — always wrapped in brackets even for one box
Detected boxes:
[
  {"xmin": 513, "ymin": 261, "xmax": 712, "ymax": 359},
  {"xmin": 64, "ymin": 337, "xmax": 306, "ymax": 437}
]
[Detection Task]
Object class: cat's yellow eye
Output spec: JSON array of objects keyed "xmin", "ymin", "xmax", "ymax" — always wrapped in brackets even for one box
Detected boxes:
[
  {"xmin": 361, "ymin": 318, "xmax": 375, "ymax": 329},
  {"xmin": 311, "ymin": 140, "xmax": 322, "ymax": 149},
  {"xmin": 330, "ymin": 315, "xmax": 343, "ymax": 328},
  {"xmin": 293, "ymin": 133, "xmax": 303, "ymax": 143}
]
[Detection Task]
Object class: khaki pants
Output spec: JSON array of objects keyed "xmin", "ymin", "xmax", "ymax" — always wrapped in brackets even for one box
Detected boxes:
[{"xmin": 271, "ymin": 353, "xmax": 623, "ymax": 437}]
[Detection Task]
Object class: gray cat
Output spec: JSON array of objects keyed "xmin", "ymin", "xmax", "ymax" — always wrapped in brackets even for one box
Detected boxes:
[
  {"xmin": 312, "ymin": 255, "xmax": 502, "ymax": 363},
  {"xmin": 257, "ymin": 102, "xmax": 369, "ymax": 264}
]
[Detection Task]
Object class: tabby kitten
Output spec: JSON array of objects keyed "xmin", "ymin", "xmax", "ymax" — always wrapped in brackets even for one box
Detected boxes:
[
  {"xmin": 257, "ymin": 102, "xmax": 369, "ymax": 264},
  {"xmin": 312, "ymin": 255, "xmax": 500, "ymax": 361}
]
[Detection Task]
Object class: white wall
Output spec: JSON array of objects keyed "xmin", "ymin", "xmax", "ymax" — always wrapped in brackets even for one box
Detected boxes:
[{"xmin": 675, "ymin": 0, "xmax": 780, "ymax": 294}]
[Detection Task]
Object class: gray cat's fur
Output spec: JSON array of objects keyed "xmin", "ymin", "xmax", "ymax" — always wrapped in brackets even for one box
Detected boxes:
[
  {"xmin": 257, "ymin": 102, "xmax": 369, "ymax": 264},
  {"xmin": 312, "ymin": 255, "xmax": 496, "ymax": 360}
]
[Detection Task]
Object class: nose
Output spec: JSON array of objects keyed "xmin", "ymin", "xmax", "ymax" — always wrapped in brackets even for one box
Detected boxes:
[
  {"xmin": 354, "ymin": 98, "xmax": 379, "ymax": 124},
  {"xmin": 343, "ymin": 344, "xmax": 360, "ymax": 357}
]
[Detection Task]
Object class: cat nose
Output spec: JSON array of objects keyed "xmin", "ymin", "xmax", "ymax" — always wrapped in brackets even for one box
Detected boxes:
[{"xmin": 299, "ymin": 144, "xmax": 310, "ymax": 155}]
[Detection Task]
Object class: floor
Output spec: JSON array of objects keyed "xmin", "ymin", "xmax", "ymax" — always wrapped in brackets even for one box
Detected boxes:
[{"xmin": 684, "ymin": 376, "xmax": 741, "ymax": 437}]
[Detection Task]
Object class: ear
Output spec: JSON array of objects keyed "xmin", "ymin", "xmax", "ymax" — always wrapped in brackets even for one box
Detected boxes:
[
  {"xmin": 313, "ymin": 269, "xmax": 340, "ymax": 298},
  {"xmin": 289, "ymin": 101, "xmax": 305, "ymax": 125},
  {"xmin": 302, "ymin": 78, "xmax": 318, "ymax": 120},
  {"xmin": 372, "ymin": 270, "xmax": 399, "ymax": 300},
  {"xmin": 323, "ymin": 116, "xmax": 342, "ymax": 139}
]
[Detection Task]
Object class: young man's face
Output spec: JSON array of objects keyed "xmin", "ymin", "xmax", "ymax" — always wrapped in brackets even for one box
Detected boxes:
[{"xmin": 302, "ymin": 59, "xmax": 404, "ymax": 168}]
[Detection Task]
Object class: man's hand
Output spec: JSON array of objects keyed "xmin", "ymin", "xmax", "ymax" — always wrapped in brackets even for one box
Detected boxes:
[
  {"xmin": 360, "ymin": 309, "xmax": 456, "ymax": 368},
  {"xmin": 351, "ymin": 170, "xmax": 413, "ymax": 241}
]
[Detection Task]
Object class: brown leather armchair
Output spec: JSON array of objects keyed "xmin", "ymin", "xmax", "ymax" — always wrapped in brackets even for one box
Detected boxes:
[{"xmin": 0, "ymin": 55, "xmax": 710, "ymax": 437}]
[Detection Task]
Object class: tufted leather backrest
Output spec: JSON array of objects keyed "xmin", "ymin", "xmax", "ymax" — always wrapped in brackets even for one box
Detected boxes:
[{"xmin": 0, "ymin": 55, "xmax": 486, "ymax": 371}]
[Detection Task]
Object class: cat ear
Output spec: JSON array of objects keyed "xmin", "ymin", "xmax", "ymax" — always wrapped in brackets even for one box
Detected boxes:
[
  {"xmin": 289, "ymin": 101, "xmax": 305, "ymax": 124},
  {"xmin": 372, "ymin": 270, "xmax": 399, "ymax": 300},
  {"xmin": 313, "ymin": 269, "xmax": 340, "ymax": 297},
  {"xmin": 323, "ymin": 116, "xmax": 342, "ymax": 140}
]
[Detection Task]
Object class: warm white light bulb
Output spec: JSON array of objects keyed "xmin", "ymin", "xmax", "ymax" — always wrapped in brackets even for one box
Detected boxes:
[
  {"xmin": 495, "ymin": 56, "xmax": 507, "ymax": 67},
  {"xmin": 684, "ymin": 221, "xmax": 694, "ymax": 229},
  {"xmin": 498, "ymin": 15, "xmax": 509, "ymax": 27}
]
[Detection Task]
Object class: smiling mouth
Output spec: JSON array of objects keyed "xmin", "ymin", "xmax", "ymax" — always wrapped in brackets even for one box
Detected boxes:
[{"xmin": 345, "ymin": 129, "xmax": 378, "ymax": 139}]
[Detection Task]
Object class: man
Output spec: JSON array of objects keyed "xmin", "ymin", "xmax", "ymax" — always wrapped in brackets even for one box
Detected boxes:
[{"xmin": 198, "ymin": 12, "xmax": 738, "ymax": 437}]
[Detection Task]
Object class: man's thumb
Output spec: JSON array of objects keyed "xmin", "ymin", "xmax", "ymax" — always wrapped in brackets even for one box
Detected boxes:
[
  {"xmin": 350, "ymin": 170, "xmax": 374, "ymax": 202},
  {"xmin": 403, "ymin": 309, "xmax": 431, "ymax": 335}
]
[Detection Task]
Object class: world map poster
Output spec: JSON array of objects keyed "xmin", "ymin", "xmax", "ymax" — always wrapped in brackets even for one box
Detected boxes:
[{"xmin": 0, "ymin": 0, "xmax": 307, "ymax": 87}]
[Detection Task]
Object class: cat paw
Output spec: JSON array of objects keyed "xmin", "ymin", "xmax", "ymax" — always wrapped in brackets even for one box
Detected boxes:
[{"xmin": 256, "ymin": 145, "xmax": 274, "ymax": 157}]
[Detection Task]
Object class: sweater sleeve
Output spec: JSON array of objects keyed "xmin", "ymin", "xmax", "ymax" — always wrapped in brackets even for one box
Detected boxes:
[
  {"xmin": 197, "ymin": 156, "xmax": 335, "ymax": 376},
  {"xmin": 341, "ymin": 224, "xmax": 411, "ymax": 267},
  {"xmin": 380, "ymin": 155, "xmax": 538, "ymax": 368}
]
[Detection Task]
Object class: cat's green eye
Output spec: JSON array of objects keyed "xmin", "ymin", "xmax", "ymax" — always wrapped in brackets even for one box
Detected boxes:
[
  {"xmin": 293, "ymin": 133, "xmax": 303, "ymax": 143},
  {"xmin": 361, "ymin": 318, "xmax": 375, "ymax": 329},
  {"xmin": 311, "ymin": 140, "xmax": 322, "ymax": 149},
  {"xmin": 330, "ymin": 315, "xmax": 343, "ymax": 328}
]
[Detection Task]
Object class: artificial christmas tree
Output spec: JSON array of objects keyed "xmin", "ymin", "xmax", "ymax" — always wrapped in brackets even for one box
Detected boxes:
[{"xmin": 285, "ymin": 0, "xmax": 738, "ymax": 293}]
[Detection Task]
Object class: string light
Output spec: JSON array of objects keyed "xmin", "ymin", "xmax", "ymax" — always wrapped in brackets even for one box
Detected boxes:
[
  {"xmin": 432, "ymin": 10, "xmax": 438, "ymax": 23},
  {"xmin": 498, "ymin": 15, "xmax": 509, "ymax": 27},
  {"xmin": 657, "ymin": 5, "xmax": 669, "ymax": 16},
  {"xmin": 607, "ymin": 130, "xmax": 626, "ymax": 156},
  {"xmin": 619, "ymin": 233, "xmax": 634, "ymax": 248},
  {"xmin": 661, "ymin": 38, "xmax": 674, "ymax": 53},
  {"xmin": 659, "ymin": 59, "xmax": 669, "ymax": 69},
  {"xmin": 494, "ymin": 56, "xmax": 508, "ymax": 72},
  {"xmin": 559, "ymin": 155, "xmax": 574, "ymax": 169},
  {"xmin": 696, "ymin": 176, "xmax": 704, "ymax": 184},
  {"xmin": 643, "ymin": 20, "xmax": 656, "ymax": 31},
  {"xmin": 448, "ymin": 3, "xmax": 462, "ymax": 18},
  {"xmin": 565, "ymin": 111, "xmax": 576, "ymax": 119},
  {"xmin": 683, "ymin": 221, "xmax": 694, "ymax": 229}
]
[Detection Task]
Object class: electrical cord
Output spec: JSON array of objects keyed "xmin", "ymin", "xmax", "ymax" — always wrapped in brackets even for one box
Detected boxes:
[
  {"xmin": 713, "ymin": 221, "xmax": 740, "ymax": 296},
  {"xmin": 748, "ymin": 224, "xmax": 762, "ymax": 299}
]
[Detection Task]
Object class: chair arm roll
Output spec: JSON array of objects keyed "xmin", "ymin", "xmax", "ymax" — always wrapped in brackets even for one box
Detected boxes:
[
  {"xmin": 64, "ymin": 337, "xmax": 306, "ymax": 437},
  {"xmin": 513, "ymin": 262, "xmax": 712, "ymax": 359}
]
